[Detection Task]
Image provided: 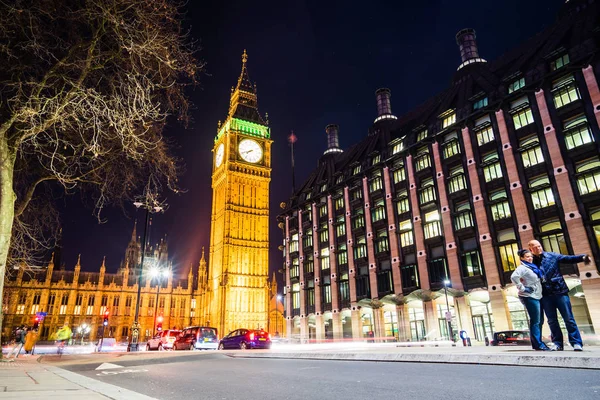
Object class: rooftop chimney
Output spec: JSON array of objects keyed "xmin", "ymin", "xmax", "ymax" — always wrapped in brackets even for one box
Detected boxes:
[
  {"xmin": 324, "ymin": 124, "xmax": 343, "ymax": 155},
  {"xmin": 455, "ymin": 28, "xmax": 486, "ymax": 70},
  {"xmin": 374, "ymin": 88, "xmax": 397, "ymax": 123}
]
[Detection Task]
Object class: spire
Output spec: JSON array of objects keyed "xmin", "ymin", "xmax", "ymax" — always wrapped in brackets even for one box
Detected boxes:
[
  {"xmin": 75, "ymin": 254, "xmax": 81, "ymax": 269},
  {"xmin": 100, "ymin": 256, "xmax": 106, "ymax": 270},
  {"xmin": 226, "ymin": 50, "xmax": 265, "ymax": 124},
  {"xmin": 131, "ymin": 220, "xmax": 137, "ymax": 241},
  {"xmin": 271, "ymin": 272, "xmax": 277, "ymax": 296},
  {"xmin": 200, "ymin": 247, "xmax": 205, "ymax": 262}
]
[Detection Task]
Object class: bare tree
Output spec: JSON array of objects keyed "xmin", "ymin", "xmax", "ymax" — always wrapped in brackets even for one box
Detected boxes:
[{"xmin": 0, "ymin": 0, "xmax": 202, "ymax": 351}]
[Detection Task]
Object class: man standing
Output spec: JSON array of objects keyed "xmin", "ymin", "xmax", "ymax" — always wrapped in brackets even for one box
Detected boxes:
[
  {"xmin": 7, "ymin": 326, "xmax": 27, "ymax": 360},
  {"xmin": 528, "ymin": 240, "xmax": 591, "ymax": 351}
]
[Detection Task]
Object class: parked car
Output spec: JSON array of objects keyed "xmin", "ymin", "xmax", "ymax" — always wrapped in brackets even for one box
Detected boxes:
[
  {"xmin": 490, "ymin": 330, "xmax": 531, "ymax": 346},
  {"xmin": 218, "ymin": 329, "xmax": 271, "ymax": 350},
  {"xmin": 173, "ymin": 326, "xmax": 219, "ymax": 351},
  {"xmin": 146, "ymin": 329, "xmax": 181, "ymax": 351}
]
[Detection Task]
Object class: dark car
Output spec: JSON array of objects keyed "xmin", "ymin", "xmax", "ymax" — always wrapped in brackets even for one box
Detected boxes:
[
  {"xmin": 218, "ymin": 329, "xmax": 271, "ymax": 350},
  {"xmin": 173, "ymin": 326, "xmax": 219, "ymax": 351},
  {"xmin": 490, "ymin": 330, "xmax": 531, "ymax": 346}
]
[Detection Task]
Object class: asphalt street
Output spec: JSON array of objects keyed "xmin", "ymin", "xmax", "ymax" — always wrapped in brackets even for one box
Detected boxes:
[{"xmin": 57, "ymin": 352, "xmax": 599, "ymax": 400}]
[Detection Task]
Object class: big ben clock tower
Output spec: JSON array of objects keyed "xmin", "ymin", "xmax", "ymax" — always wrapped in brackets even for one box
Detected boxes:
[{"xmin": 208, "ymin": 50, "xmax": 272, "ymax": 335}]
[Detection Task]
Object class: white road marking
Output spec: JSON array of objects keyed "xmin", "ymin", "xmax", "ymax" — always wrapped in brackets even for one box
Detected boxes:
[
  {"xmin": 96, "ymin": 368, "xmax": 148, "ymax": 376},
  {"xmin": 96, "ymin": 362, "xmax": 124, "ymax": 370}
]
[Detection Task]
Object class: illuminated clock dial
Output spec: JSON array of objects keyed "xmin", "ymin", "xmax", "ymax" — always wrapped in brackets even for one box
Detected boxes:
[
  {"xmin": 238, "ymin": 139, "xmax": 263, "ymax": 163},
  {"xmin": 215, "ymin": 143, "xmax": 224, "ymax": 167}
]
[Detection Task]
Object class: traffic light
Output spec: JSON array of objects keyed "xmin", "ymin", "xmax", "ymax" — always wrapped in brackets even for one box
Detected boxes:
[
  {"xmin": 103, "ymin": 310, "xmax": 110, "ymax": 326},
  {"xmin": 33, "ymin": 317, "xmax": 40, "ymax": 330},
  {"xmin": 156, "ymin": 316, "xmax": 163, "ymax": 332}
]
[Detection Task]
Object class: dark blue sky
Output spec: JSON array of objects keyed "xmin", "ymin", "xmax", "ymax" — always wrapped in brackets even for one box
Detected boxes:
[{"xmin": 59, "ymin": 0, "xmax": 566, "ymax": 280}]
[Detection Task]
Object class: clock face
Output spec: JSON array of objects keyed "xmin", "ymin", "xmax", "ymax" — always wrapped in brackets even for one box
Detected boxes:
[
  {"xmin": 238, "ymin": 139, "xmax": 263, "ymax": 163},
  {"xmin": 215, "ymin": 143, "xmax": 224, "ymax": 167}
]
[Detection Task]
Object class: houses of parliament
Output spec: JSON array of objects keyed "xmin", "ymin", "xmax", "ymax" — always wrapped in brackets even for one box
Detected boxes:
[{"xmin": 1, "ymin": 52, "xmax": 284, "ymax": 343}]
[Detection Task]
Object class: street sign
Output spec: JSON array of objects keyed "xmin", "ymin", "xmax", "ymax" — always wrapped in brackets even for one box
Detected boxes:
[
  {"xmin": 36, "ymin": 312, "xmax": 47, "ymax": 320},
  {"xmin": 445, "ymin": 311, "xmax": 452, "ymax": 322}
]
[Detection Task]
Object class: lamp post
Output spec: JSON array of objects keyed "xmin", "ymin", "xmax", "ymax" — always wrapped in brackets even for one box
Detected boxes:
[
  {"xmin": 443, "ymin": 279, "xmax": 453, "ymax": 342},
  {"xmin": 127, "ymin": 195, "xmax": 165, "ymax": 352},
  {"xmin": 150, "ymin": 266, "xmax": 170, "ymax": 336},
  {"xmin": 276, "ymin": 294, "xmax": 282, "ymax": 335}
]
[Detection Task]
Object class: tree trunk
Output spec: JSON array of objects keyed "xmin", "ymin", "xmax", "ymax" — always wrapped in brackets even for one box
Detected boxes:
[{"xmin": 0, "ymin": 136, "xmax": 16, "ymax": 359}]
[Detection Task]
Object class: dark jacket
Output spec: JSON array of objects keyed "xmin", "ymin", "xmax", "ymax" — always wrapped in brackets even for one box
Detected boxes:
[
  {"xmin": 534, "ymin": 252, "xmax": 585, "ymax": 296},
  {"xmin": 15, "ymin": 329, "xmax": 26, "ymax": 344}
]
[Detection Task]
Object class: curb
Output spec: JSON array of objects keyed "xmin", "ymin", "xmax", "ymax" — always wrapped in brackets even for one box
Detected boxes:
[{"xmin": 226, "ymin": 352, "xmax": 600, "ymax": 370}]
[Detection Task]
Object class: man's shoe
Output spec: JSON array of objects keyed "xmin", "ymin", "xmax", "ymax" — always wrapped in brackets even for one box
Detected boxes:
[
  {"xmin": 549, "ymin": 343, "xmax": 564, "ymax": 351},
  {"xmin": 573, "ymin": 344, "xmax": 583, "ymax": 351},
  {"xmin": 536, "ymin": 347, "xmax": 551, "ymax": 351}
]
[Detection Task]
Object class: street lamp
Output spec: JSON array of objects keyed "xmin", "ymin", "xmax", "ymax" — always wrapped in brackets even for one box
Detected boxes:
[
  {"xmin": 150, "ymin": 266, "xmax": 170, "ymax": 336},
  {"xmin": 276, "ymin": 294, "xmax": 282, "ymax": 336},
  {"xmin": 127, "ymin": 193, "xmax": 166, "ymax": 352},
  {"xmin": 77, "ymin": 323, "xmax": 90, "ymax": 345},
  {"xmin": 443, "ymin": 279, "xmax": 453, "ymax": 343}
]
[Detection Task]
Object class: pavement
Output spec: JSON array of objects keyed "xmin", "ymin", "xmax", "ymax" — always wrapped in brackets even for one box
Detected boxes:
[{"xmin": 1, "ymin": 342, "xmax": 599, "ymax": 399}]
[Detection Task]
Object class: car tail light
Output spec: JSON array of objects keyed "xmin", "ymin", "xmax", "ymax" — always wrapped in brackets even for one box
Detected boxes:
[{"xmin": 249, "ymin": 332, "xmax": 255, "ymax": 341}]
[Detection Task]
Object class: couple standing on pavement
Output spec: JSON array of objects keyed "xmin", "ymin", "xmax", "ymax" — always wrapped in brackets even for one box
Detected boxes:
[{"xmin": 511, "ymin": 240, "xmax": 590, "ymax": 351}]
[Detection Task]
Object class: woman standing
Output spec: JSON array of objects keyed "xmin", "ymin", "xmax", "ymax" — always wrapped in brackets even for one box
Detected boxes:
[
  {"xmin": 511, "ymin": 249, "xmax": 550, "ymax": 351},
  {"xmin": 24, "ymin": 328, "xmax": 39, "ymax": 355}
]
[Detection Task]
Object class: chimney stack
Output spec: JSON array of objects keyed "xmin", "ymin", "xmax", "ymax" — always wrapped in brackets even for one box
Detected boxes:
[
  {"xmin": 374, "ymin": 88, "xmax": 397, "ymax": 123},
  {"xmin": 324, "ymin": 124, "xmax": 343, "ymax": 155},
  {"xmin": 455, "ymin": 28, "xmax": 486, "ymax": 70}
]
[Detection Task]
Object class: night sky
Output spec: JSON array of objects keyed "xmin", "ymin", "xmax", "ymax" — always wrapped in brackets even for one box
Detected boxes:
[{"xmin": 58, "ymin": 0, "xmax": 566, "ymax": 282}]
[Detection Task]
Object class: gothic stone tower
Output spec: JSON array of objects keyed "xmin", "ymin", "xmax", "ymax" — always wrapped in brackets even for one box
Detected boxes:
[{"xmin": 208, "ymin": 51, "xmax": 272, "ymax": 335}]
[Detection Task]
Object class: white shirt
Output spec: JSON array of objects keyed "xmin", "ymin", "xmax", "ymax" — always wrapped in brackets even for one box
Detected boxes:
[{"xmin": 510, "ymin": 263, "xmax": 543, "ymax": 300}]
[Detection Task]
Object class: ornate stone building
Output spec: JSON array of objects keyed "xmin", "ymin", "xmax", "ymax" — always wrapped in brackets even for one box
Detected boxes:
[
  {"xmin": 278, "ymin": 0, "xmax": 600, "ymax": 343},
  {"xmin": 1, "ymin": 222, "xmax": 283, "ymax": 343},
  {"xmin": 208, "ymin": 51, "xmax": 273, "ymax": 335}
]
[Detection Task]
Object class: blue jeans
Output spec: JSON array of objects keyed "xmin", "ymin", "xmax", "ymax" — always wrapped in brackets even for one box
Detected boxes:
[
  {"xmin": 541, "ymin": 294, "xmax": 583, "ymax": 347},
  {"xmin": 520, "ymin": 297, "xmax": 546, "ymax": 350}
]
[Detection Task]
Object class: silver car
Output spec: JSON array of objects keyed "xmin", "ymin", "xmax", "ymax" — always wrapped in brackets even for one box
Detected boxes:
[{"xmin": 146, "ymin": 329, "xmax": 181, "ymax": 351}]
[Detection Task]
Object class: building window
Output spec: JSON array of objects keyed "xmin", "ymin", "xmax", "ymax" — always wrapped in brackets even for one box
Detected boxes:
[
  {"xmin": 86, "ymin": 296, "xmax": 94, "ymax": 315},
  {"xmin": 461, "ymin": 250, "xmax": 482, "ymax": 277},
  {"xmin": 322, "ymin": 284, "xmax": 332, "ymax": 304},
  {"xmin": 352, "ymin": 164, "xmax": 362, "ymax": 175},
  {"xmin": 429, "ymin": 258, "xmax": 449, "ymax": 283},
  {"xmin": 539, "ymin": 219, "xmax": 568, "ymax": 254},
  {"xmin": 372, "ymin": 154, "xmax": 381, "ymax": 165},
  {"xmin": 552, "ymin": 74, "xmax": 580, "ymax": 108},
  {"xmin": 401, "ymin": 264, "xmax": 419, "ymax": 288},
  {"xmin": 414, "ymin": 147, "xmax": 431, "ymax": 172},
  {"xmin": 454, "ymin": 201, "xmax": 474, "ymax": 231},
  {"xmin": 441, "ymin": 110, "xmax": 456, "ymax": 129},
  {"xmin": 396, "ymin": 190, "xmax": 410, "ymax": 215},
  {"xmin": 74, "ymin": 294, "xmax": 83, "ymax": 315},
  {"xmin": 475, "ymin": 124, "xmax": 495, "ymax": 146},
  {"xmin": 519, "ymin": 136, "xmax": 544, "ymax": 168},
  {"xmin": 563, "ymin": 114, "xmax": 594, "ymax": 150},
  {"xmin": 417, "ymin": 129, "xmax": 428, "ymax": 142},
  {"xmin": 447, "ymin": 166, "xmax": 467, "ymax": 194},
  {"xmin": 354, "ymin": 236, "xmax": 367, "ymax": 259},
  {"xmin": 305, "ymin": 192, "xmax": 312, "ymax": 201},
  {"xmin": 423, "ymin": 210, "xmax": 442, "ymax": 239},
  {"xmin": 442, "ymin": 132, "xmax": 461, "ymax": 159},
  {"xmin": 590, "ymin": 208, "xmax": 600, "ymax": 250},
  {"xmin": 399, "ymin": 219, "xmax": 414, "ymax": 247},
  {"xmin": 473, "ymin": 97, "xmax": 488, "ymax": 111},
  {"xmin": 498, "ymin": 242, "xmax": 520, "ymax": 272},
  {"xmin": 319, "ymin": 223, "xmax": 328, "ymax": 243},
  {"xmin": 576, "ymin": 157, "xmax": 600, "ymax": 196},
  {"xmin": 529, "ymin": 175, "xmax": 555, "ymax": 210},
  {"xmin": 319, "ymin": 204, "xmax": 327, "ymax": 218},
  {"xmin": 392, "ymin": 141, "xmax": 404, "ymax": 155},
  {"xmin": 336, "ymin": 175, "xmax": 343, "ymax": 184},
  {"xmin": 320, "ymin": 248, "xmax": 330, "ymax": 271},
  {"xmin": 350, "ymin": 187, "xmax": 362, "ymax": 201},
  {"xmin": 47, "ymin": 293, "xmax": 55, "ymax": 314},
  {"xmin": 290, "ymin": 258, "xmax": 299, "ymax": 279},
  {"xmin": 550, "ymin": 53, "xmax": 570, "ymax": 71},
  {"xmin": 351, "ymin": 209, "xmax": 365, "ymax": 230},
  {"xmin": 304, "ymin": 255, "xmax": 314, "ymax": 274},
  {"xmin": 59, "ymin": 294, "xmax": 68, "ymax": 315},
  {"xmin": 337, "ymin": 243, "xmax": 348, "ymax": 266},
  {"xmin": 335, "ymin": 216, "xmax": 346, "ymax": 238},
  {"xmin": 369, "ymin": 170, "xmax": 383, "ymax": 193},
  {"xmin": 375, "ymin": 230, "xmax": 389, "ymax": 254},
  {"xmin": 289, "ymin": 233, "xmax": 299, "ymax": 253},
  {"xmin": 334, "ymin": 195, "xmax": 344, "ymax": 211},
  {"xmin": 512, "ymin": 106, "xmax": 535, "ymax": 129},
  {"xmin": 419, "ymin": 178, "xmax": 436, "ymax": 205},
  {"xmin": 393, "ymin": 163, "xmax": 406, "ymax": 183},
  {"xmin": 489, "ymin": 189, "xmax": 511, "ymax": 221},
  {"xmin": 303, "ymin": 230, "xmax": 313, "ymax": 248},
  {"xmin": 320, "ymin": 183, "xmax": 327, "ymax": 192},
  {"xmin": 508, "ymin": 77, "xmax": 525, "ymax": 93},
  {"xmin": 371, "ymin": 199, "xmax": 386, "ymax": 222},
  {"xmin": 482, "ymin": 152, "xmax": 503, "ymax": 182}
]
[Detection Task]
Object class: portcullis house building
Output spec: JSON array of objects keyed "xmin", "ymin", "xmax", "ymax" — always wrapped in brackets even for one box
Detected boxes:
[{"xmin": 278, "ymin": 0, "xmax": 600, "ymax": 343}]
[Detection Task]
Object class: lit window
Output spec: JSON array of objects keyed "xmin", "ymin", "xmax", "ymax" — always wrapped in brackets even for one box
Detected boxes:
[
  {"xmin": 334, "ymin": 194, "xmax": 344, "ymax": 211},
  {"xmin": 337, "ymin": 243, "xmax": 348, "ymax": 266},
  {"xmin": 320, "ymin": 183, "xmax": 327, "ymax": 192},
  {"xmin": 511, "ymin": 105, "xmax": 535, "ymax": 130},
  {"xmin": 498, "ymin": 242, "xmax": 520, "ymax": 272},
  {"xmin": 392, "ymin": 141, "xmax": 404, "ymax": 155},
  {"xmin": 319, "ymin": 204, "xmax": 327, "ymax": 218},
  {"xmin": 423, "ymin": 210, "xmax": 442, "ymax": 239},
  {"xmin": 351, "ymin": 209, "xmax": 365, "ymax": 230},
  {"xmin": 519, "ymin": 136, "xmax": 544, "ymax": 168},
  {"xmin": 320, "ymin": 248, "xmax": 330, "ymax": 270},
  {"xmin": 372, "ymin": 154, "xmax": 381, "ymax": 165},
  {"xmin": 319, "ymin": 222, "xmax": 328, "ymax": 243},
  {"xmin": 417, "ymin": 129, "xmax": 428, "ymax": 142},
  {"xmin": 415, "ymin": 147, "xmax": 431, "ymax": 172},
  {"xmin": 552, "ymin": 74, "xmax": 580, "ymax": 108},
  {"xmin": 563, "ymin": 114, "xmax": 594, "ymax": 150},
  {"xmin": 576, "ymin": 157, "xmax": 600, "ymax": 195},
  {"xmin": 350, "ymin": 187, "xmax": 362, "ymax": 201},
  {"xmin": 393, "ymin": 160, "xmax": 406, "ymax": 183},
  {"xmin": 550, "ymin": 54, "xmax": 570, "ymax": 71},
  {"xmin": 529, "ymin": 175, "xmax": 555, "ymax": 210},
  {"xmin": 369, "ymin": 170, "xmax": 383, "ymax": 193},
  {"xmin": 454, "ymin": 201, "xmax": 473, "ymax": 231},
  {"xmin": 441, "ymin": 110, "xmax": 456, "ymax": 129},
  {"xmin": 489, "ymin": 189, "xmax": 511, "ymax": 221},
  {"xmin": 461, "ymin": 250, "xmax": 482, "ymax": 277},
  {"xmin": 352, "ymin": 164, "xmax": 362, "ymax": 175},
  {"xmin": 482, "ymin": 152, "xmax": 502, "ymax": 182},
  {"xmin": 473, "ymin": 97, "xmax": 488, "ymax": 110},
  {"xmin": 399, "ymin": 219, "xmax": 414, "ymax": 247},
  {"xmin": 442, "ymin": 132, "xmax": 461, "ymax": 159},
  {"xmin": 396, "ymin": 190, "xmax": 410, "ymax": 215},
  {"xmin": 508, "ymin": 77, "xmax": 525, "ymax": 94},
  {"xmin": 354, "ymin": 236, "xmax": 367, "ymax": 259},
  {"xmin": 475, "ymin": 124, "xmax": 495, "ymax": 146},
  {"xmin": 289, "ymin": 233, "xmax": 299, "ymax": 253},
  {"xmin": 375, "ymin": 229, "xmax": 389, "ymax": 254},
  {"xmin": 371, "ymin": 199, "xmax": 386, "ymax": 222},
  {"xmin": 447, "ymin": 166, "xmax": 466, "ymax": 194},
  {"xmin": 335, "ymin": 216, "xmax": 346, "ymax": 238},
  {"xmin": 539, "ymin": 219, "xmax": 568, "ymax": 254},
  {"xmin": 419, "ymin": 178, "xmax": 436, "ymax": 205},
  {"xmin": 336, "ymin": 175, "xmax": 343, "ymax": 184}
]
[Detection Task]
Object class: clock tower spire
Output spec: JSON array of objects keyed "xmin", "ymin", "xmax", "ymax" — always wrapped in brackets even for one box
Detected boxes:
[{"xmin": 207, "ymin": 51, "xmax": 272, "ymax": 335}]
